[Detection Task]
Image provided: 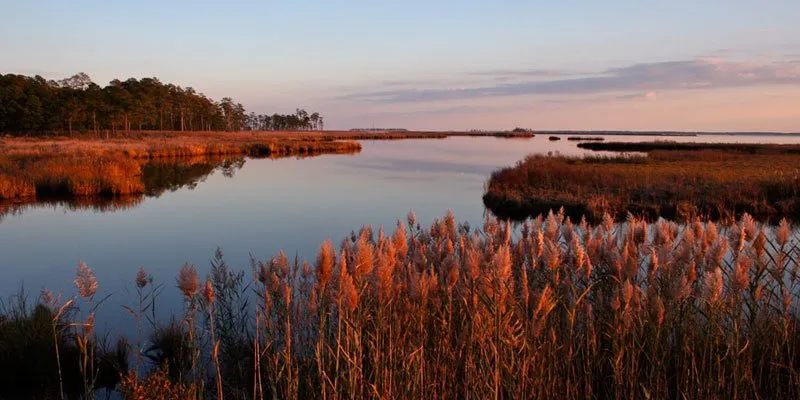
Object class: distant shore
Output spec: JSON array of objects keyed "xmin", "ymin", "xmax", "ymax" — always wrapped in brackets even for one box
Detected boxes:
[{"xmin": 0, "ymin": 130, "xmax": 534, "ymax": 201}]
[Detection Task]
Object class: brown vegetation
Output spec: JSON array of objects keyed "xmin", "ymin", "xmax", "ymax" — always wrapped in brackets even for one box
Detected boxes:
[
  {"xmin": 483, "ymin": 151, "xmax": 800, "ymax": 223},
  {"xmin": 0, "ymin": 129, "xmax": 537, "ymax": 202},
  {"xmin": 4, "ymin": 211, "xmax": 800, "ymax": 398},
  {"xmin": 577, "ymin": 140, "xmax": 800, "ymax": 154},
  {"xmin": 0, "ymin": 131, "xmax": 365, "ymax": 201},
  {"xmin": 567, "ymin": 136, "xmax": 604, "ymax": 141}
]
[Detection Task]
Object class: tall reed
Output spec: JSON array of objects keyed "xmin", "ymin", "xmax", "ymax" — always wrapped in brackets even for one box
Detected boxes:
[{"xmin": 4, "ymin": 210, "xmax": 800, "ymax": 399}]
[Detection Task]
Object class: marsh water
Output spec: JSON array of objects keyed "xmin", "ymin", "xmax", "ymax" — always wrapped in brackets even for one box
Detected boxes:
[{"xmin": 1, "ymin": 133, "xmax": 799, "ymax": 333}]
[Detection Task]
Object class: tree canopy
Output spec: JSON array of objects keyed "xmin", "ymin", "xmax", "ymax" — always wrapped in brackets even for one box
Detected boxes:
[{"xmin": 0, "ymin": 73, "xmax": 323, "ymax": 135}]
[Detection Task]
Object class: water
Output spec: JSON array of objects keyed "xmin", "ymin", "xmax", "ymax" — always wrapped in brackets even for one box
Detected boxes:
[{"xmin": 1, "ymin": 134, "xmax": 799, "ymax": 333}]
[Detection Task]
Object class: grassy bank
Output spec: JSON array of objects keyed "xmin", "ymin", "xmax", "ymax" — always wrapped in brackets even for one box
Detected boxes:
[
  {"xmin": 567, "ymin": 136, "xmax": 604, "ymax": 141},
  {"xmin": 0, "ymin": 155, "xmax": 145, "ymax": 199},
  {"xmin": 0, "ymin": 129, "xmax": 533, "ymax": 201},
  {"xmin": 577, "ymin": 140, "xmax": 800, "ymax": 154},
  {"xmin": 2, "ymin": 211, "xmax": 800, "ymax": 399},
  {"xmin": 0, "ymin": 156, "xmax": 247, "ymax": 221},
  {"xmin": 0, "ymin": 132, "xmax": 364, "ymax": 200},
  {"xmin": 483, "ymin": 150, "xmax": 800, "ymax": 223}
]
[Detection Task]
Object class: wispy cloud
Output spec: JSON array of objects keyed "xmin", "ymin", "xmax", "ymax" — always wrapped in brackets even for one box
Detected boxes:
[
  {"xmin": 469, "ymin": 68, "xmax": 580, "ymax": 78},
  {"xmin": 616, "ymin": 91, "xmax": 659, "ymax": 101},
  {"xmin": 341, "ymin": 57, "xmax": 800, "ymax": 103}
]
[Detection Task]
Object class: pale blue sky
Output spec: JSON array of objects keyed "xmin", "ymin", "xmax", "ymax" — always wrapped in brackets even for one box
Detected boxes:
[{"xmin": 1, "ymin": 1, "xmax": 799, "ymax": 131}]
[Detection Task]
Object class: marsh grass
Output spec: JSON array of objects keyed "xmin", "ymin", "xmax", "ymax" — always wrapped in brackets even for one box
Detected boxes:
[
  {"xmin": 4, "ymin": 211, "xmax": 800, "ymax": 399},
  {"xmin": 0, "ymin": 289, "xmax": 126, "ymax": 399},
  {"xmin": 484, "ymin": 152, "xmax": 800, "ymax": 222},
  {"xmin": 0, "ymin": 155, "xmax": 144, "ymax": 200},
  {"xmin": 578, "ymin": 141, "xmax": 800, "ymax": 154},
  {"xmin": 0, "ymin": 129, "xmax": 540, "ymax": 202},
  {"xmin": 567, "ymin": 136, "xmax": 604, "ymax": 141}
]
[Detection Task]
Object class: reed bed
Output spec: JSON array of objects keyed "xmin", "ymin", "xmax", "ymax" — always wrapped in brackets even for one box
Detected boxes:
[
  {"xmin": 549, "ymin": 136, "xmax": 561, "ymax": 141},
  {"xmin": 3, "ymin": 211, "xmax": 800, "ymax": 399},
  {"xmin": 484, "ymin": 152, "xmax": 800, "ymax": 223},
  {"xmin": 578, "ymin": 141, "xmax": 800, "ymax": 154},
  {"xmin": 0, "ymin": 129, "xmax": 531, "ymax": 158},
  {"xmin": 0, "ymin": 155, "xmax": 145, "ymax": 199},
  {"xmin": 0, "ymin": 142, "xmax": 359, "ymax": 201},
  {"xmin": 0, "ymin": 129, "xmax": 539, "ymax": 201}
]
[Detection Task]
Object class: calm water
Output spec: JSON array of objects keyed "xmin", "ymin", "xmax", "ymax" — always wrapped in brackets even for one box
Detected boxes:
[{"xmin": 1, "ymin": 134, "xmax": 799, "ymax": 332}]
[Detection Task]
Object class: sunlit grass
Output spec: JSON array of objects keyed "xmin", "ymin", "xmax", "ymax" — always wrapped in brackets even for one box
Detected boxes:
[
  {"xmin": 484, "ymin": 151, "xmax": 800, "ymax": 222},
  {"xmin": 3, "ymin": 211, "xmax": 800, "ymax": 399}
]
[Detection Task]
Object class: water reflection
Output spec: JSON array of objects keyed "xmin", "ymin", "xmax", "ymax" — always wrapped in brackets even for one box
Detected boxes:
[
  {"xmin": 142, "ymin": 156, "xmax": 247, "ymax": 197},
  {"xmin": 0, "ymin": 196, "xmax": 144, "ymax": 223},
  {"xmin": 0, "ymin": 156, "xmax": 250, "ymax": 221},
  {"xmin": 1, "ymin": 134, "xmax": 799, "ymax": 337}
]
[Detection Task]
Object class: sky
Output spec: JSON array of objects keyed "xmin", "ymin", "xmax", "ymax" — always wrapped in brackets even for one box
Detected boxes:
[{"xmin": 1, "ymin": 0, "xmax": 799, "ymax": 132}]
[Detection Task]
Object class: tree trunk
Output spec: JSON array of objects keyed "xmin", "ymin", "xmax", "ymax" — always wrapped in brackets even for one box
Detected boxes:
[
  {"xmin": 180, "ymin": 107, "xmax": 185, "ymax": 131},
  {"xmin": 92, "ymin": 111, "xmax": 97, "ymax": 137}
]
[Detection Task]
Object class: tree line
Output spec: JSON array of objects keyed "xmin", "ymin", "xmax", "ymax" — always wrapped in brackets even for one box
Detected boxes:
[{"xmin": 0, "ymin": 73, "xmax": 324, "ymax": 135}]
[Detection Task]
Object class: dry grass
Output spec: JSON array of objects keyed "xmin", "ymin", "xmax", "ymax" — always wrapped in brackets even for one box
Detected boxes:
[
  {"xmin": 0, "ymin": 129, "xmax": 532, "ymax": 201},
  {"xmin": 484, "ymin": 151, "xmax": 800, "ymax": 223},
  {"xmin": 578, "ymin": 141, "xmax": 800, "ymax": 154},
  {"xmin": 0, "ymin": 132, "xmax": 366, "ymax": 200},
  {"xmin": 567, "ymin": 136, "xmax": 604, "ymax": 141},
  {"xmin": 6, "ymin": 211, "xmax": 800, "ymax": 399},
  {"xmin": 0, "ymin": 155, "xmax": 144, "ymax": 199}
]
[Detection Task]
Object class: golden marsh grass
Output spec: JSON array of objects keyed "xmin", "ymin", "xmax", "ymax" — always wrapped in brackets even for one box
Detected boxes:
[{"xmin": 3, "ymin": 211, "xmax": 800, "ymax": 399}]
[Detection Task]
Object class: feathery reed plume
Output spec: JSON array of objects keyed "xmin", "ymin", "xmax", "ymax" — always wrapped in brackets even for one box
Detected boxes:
[
  {"xmin": 732, "ymin": 257, "xmax": 751, "ymax": 293},
  {"xmin": 446, "ymin": 256, "xmax": 459, "ymax": 290},
  {"xmin": 339, "ymin": 270, "xmax": 358, "ymax": 313},
  {"xmin": 407, "ymin": 210, "xmax": 417, "ymax": 230},
  {"xmin": 464, "ymin": 244, "xmax": 482, "ymax": 281},
  {"xmin": 374, "ymin": 245, "xmax": 395, "ymax": 299},
  {"xmin": 393, "ymin": 220, "xmax": 409, "ymax": 262},
  {"xmin": 535, "ymin": 230, "xmax": 544, "ymax": 264},
  {"xmin": 257, "ymin": 261, "xmax": 269, "ymax": 285},
  {"xmin": 545, "ymin": 211, "xmax": 559, "ymax": 240},
  {"xmin": 621, "ymin": 280, "xmax": 634, "ymax": 306},
  {"xmin": 354, "ymin": 235, "xmax": 375, "ymax": 278},
  {"xmin": 74, "ymin": 261, "xmax": 98, "ymax": 299},
  {"xmin": 203, "ymin": 277, "xmax": 215, "ymax": 306},
  {"xmin": 777, "ymin": 218, "xmax": 791, "ymax": 247},
  {"xmin": 740, "ymin": 213, "xmax": 756, "ymax": 241},
  {"xmin": 177, "ymin": 263, "xmax": 199, "ymax": 299},
  {"xmin": 493, "ymin": 244, "xmax": 513, "ymax": 286},
  {"xmin": 315, "ymin": 239, "xmax": 336, "ymax": 289},
  {"xmin": 704, "ymin": 267, "xmax": 724, "ymax": 304},
  {"xmin": 40, "ymin": 289, "xmax": 56, "ymax": 308},
  {"xmin": 653, "ymin": 295, "xmax": 665, "ymax": 327},
  {"xmin": 135, "ymin": 267, "xmax": 149, "ymax": 289}
]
